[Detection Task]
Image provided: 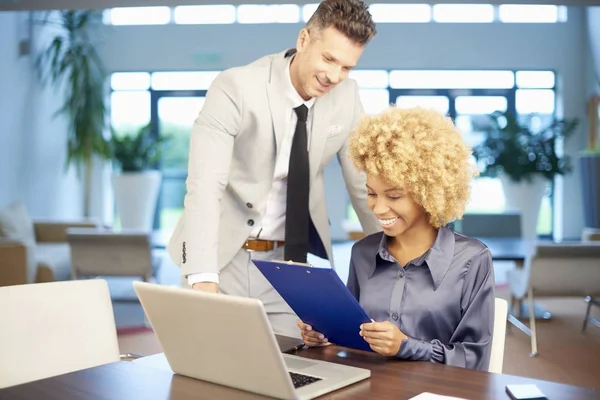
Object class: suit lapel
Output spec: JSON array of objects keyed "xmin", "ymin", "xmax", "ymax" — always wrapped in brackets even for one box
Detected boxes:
[
  {"xmin": 266, "ymin": 51, "xmax": 289, "ymax": 156},
  {"xmin": 309, "ymin": 93, "xmax": 332, "ymax": 181}
]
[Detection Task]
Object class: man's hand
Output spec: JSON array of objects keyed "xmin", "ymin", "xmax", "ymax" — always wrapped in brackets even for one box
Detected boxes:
[
  {"xmin": 297, "ymin": 320, "xmax": 331, "ymax": 347},
  {"xmin": 359, "ymin": 320, "xmax": 408, "ymax": 357},
  {"xmin": 191, "ymin": 282, "xmax": 219, "ymax": 293}
]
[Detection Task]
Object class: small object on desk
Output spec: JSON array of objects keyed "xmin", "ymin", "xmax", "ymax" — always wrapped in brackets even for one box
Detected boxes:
[
  {"xmin": 252, "ymin": 259, "xmax": 373, "ymax": 352},
  {"xmin": 276, "ymin": 334, "xmax": 307, "ymax": 354},
  {"xmin": 506, "ymin": 384, "xmax": 548, "ymax": 400},
  {"xmin": 409, "ymin": 393, "xmax": 467, "ymax": 400}
]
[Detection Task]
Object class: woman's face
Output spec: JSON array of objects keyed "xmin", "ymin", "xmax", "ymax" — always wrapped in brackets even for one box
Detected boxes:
[{"xmin": 366, "ymin": 174, "xmax": 429, "ymax": 237}]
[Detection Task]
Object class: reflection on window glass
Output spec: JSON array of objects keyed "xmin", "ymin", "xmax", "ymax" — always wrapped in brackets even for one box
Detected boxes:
[
  {"xmin": 455, "ymin": 96, "xmax": 507, "ymax": 115},
  {"xmin": 516, "ymin": 89, "xmax": 555, "ymax": 114},
  {"xmin": 359, "ymin": 89, "xmax": 390, "ymax": 115},
  {"xmin": 151, "ymin": 71, "xmax": 220, "ymax": 90},
  {"xmin": 157, "ymin": 96, "xmax": 206, "ymax": 234},
  {"xmin": 110, "ymin": 91, "xmax": 151, "ymax": 134},
  {"xmin": 349, "ymin": 70, "xmax": 389, "ymax": 89},
  {"xmin": 395, "ymin": 96, "xmax": 449, "ymax": 115},
  {"xmin": 111, "ymin": 72, "xmax": 151, "ymax": 91},
  {"xmin": 302, "ymin": 3, "xmax": 319, "ymax": 22},
  {"xmin": 237, "ymin": 4, "xmax": 300, "ymax": 23},
  {"xmin": 108, "ymin": 7, "xmax": 171, "ymax": 25},
  {"xmin": 518, "ymin": 114, "xmax": 554, "ymax": 133},
  {"xmin": 465, "ymin": 178, "xmax": 505, "ymax": 213},
  {"xmin": 159, "ymin": 179, "xmax": 185, "ymax": 234},
  {"xmin": 159, "ymin": 97, "xmax": 204, "ymax": 172},
  {"xmin": 102, "ymin": 10, "xmax": 111, "ymax": 25},
  {"xmin": 389, "ymin": 70, "xmax": 514, "ymax": 89},
  {"xmin": 369, "ymin": 4, "xmax": 431, "ymax": 23},
  {"xmin": 516, "ymin": 71, "xmax": 555, "ymax": 89},
  {"xmin": 455, "ymin": 115, "xmax": 492, "ymax": 147},
  {"xmin": 499, "ymin": 5, "xmax": 560, "ymax": 23},
  {"xmin": 432, "ymin": 4, "xmax": 494, "ymax": 23},
  {"xmin": 174, "ymin": 5, "xmax": 236, "ymax": 24}
]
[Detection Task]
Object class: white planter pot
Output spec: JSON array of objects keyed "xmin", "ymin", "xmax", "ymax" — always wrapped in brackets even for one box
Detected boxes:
[
  {"xmin": 500, "ymin": 174, "xmax": 547, "ymax": 240},
  {"xmin": 112, "ymin": 170, "xmax": 162, "ymax": 231}
]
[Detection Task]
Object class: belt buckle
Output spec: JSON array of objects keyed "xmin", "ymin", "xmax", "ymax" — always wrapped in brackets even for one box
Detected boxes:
[{"xmin": 245, "ymin": 240, "xmax": 255, "ymax": 252}]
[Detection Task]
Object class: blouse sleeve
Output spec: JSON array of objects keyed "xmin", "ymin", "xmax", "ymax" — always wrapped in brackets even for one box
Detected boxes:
[{"xmin": 397, "ymin": 249, "xmax": 495, "ymax": 371}]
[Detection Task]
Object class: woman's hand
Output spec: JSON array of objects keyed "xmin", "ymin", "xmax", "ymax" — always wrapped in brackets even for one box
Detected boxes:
[
  {"xmin": 360, "ymin": 320, "xmax": 408, "ymax": 356},
  {"xmin": 297, "ymin": 320, "xmax": 331, "ymax": 347}
]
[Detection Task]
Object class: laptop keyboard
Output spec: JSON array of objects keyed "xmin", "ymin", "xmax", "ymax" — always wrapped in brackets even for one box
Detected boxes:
[{"xmin": 289, "ymin": 371, "xmax": 322, "ymax": 388}]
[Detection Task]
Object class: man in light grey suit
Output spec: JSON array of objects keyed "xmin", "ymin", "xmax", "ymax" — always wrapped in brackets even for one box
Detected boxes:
[{"xmin": 167, "ymin": 0, "xmax": 382, "ymax": 338}]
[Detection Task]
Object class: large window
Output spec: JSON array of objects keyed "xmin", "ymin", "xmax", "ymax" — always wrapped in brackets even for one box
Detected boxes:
[
  {"xmin": 103, "ymin": 4, "xmax": 567, "ymax": 25},
  {"xmin": 110, "ymin": 71, "xmax": 217, "ymax": 234},
  {"xmin": 345, "ymin": 69, "xmax": 557, "ymax": 238},
  {"xmin": 110, "ymin": 69, "xmax": 557, "ymax": 238}
]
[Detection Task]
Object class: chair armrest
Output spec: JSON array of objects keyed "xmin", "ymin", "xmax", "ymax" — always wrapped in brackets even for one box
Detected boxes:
[
  {"xmin": 0, "ymin": 241, "xmax": 28, "ymax": 286},
  {"xmin": 34, "ymin": 221, "xmax": 100, "ymax": 243}
]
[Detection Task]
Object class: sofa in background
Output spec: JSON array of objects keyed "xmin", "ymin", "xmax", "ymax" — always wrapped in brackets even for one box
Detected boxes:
[{"xmin": 0, "ymin": 202, "xmax": 98, "ymax": 287}]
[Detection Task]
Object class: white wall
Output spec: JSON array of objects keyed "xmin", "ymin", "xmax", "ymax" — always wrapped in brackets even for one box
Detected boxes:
[
  {"xmin": 0, "ymin": 12, "xmax": 30, "ymax": 209},
  {"xmin": 97, "ymin": 7, "xmax": 590, "ymax": 239},
  {"xmin": 0, "ymin": 11, "xmax": 84, "ymax": 220}
]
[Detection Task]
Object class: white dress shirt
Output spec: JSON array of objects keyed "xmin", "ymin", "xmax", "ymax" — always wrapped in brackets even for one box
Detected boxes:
[{"xmin": 188, "ymin": 55, "xmax": 315, "ymax": 287}]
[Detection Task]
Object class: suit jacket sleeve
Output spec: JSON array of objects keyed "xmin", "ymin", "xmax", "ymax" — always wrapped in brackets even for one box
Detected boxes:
[
  {"xmin": 336, "ymin": 80, "xmax": 381, "ymax": 236},
  {"xmin": 179, "ymin": 71, "xmax": 242, "ymax": 277}
]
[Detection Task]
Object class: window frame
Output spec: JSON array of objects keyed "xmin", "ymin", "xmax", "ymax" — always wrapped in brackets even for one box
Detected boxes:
[{"xmin": 109, "ymin": 69, "xmax": 557, "ymax": 239}]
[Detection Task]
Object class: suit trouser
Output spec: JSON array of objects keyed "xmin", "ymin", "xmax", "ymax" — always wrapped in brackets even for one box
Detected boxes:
[{"xmin": 218, "ymin": 246, "xmax": 301, "ymax": 339}]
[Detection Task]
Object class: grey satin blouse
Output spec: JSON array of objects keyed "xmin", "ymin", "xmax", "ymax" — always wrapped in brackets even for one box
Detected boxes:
[{"xmin": 347, "ymin": 226, "xmax": 495, "ymax": 371}]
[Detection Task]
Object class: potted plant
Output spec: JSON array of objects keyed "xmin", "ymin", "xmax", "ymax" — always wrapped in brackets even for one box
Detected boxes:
[
  {"xmin": 580, "ymin": 96, "xmax": 600, "ymax": 239},
  {"xmin": 110, "ymin": 123, "xmax": 170, "ymax": 231},
  {"xmin": 36, "ymin": 11, "xmax": 110, "ymax": 218},
  {"xmin": 472, "ymin": 110, "xmax": 578, "ymax": 240}
]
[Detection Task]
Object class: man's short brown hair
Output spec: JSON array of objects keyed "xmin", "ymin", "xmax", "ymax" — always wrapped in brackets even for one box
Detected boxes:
[{"xmin": 306, "ymin": 0, "xmax": 376, "ymax": 46}]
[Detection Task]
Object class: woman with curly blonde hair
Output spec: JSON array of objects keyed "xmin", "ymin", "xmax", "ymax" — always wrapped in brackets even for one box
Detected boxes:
[{"xmin": 298, "ymin": 107, "xmax": 495, "ymax": 371}]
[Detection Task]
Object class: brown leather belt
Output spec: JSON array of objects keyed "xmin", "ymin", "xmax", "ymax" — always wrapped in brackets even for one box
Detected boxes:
[{"xmin": 242, "ymin": 239, "xmax": 285, "ymax": 252}]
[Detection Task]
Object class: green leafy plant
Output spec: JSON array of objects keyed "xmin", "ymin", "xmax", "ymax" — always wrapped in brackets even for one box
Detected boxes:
[
  {"xmin": 111, "ymin": 123, "xmax": 170, "ymax": 173},
  {"xmin": 36, "ymin": 10, "xmax": 110, "ymax": 216},
  {"xmin": 472, "ymin": 110, "xmax": 579, "ymax": 183}
]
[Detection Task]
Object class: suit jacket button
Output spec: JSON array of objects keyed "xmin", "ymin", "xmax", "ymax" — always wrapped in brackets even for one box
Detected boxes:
[
  {"xmin": 246, "ymin": 203, "xmax": 253, "ymax": 208},
  {"xmin": 247, "ymin": 219, "xmax": 254, "ymax": 226}
]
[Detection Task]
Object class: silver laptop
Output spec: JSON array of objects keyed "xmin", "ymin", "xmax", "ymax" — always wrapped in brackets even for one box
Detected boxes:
[{"xmin": 132, "ymin": 282, "xmax": 370, "ymax": 400}]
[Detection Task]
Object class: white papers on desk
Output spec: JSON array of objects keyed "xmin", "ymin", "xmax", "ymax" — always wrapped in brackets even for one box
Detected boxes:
[
  {"xmin": 132, "ymin": 353, "xmax": 173, "ymax": 373},
  {"xmin": 410, "ymin": 393, "xmax": 468, "ymax": 400}
]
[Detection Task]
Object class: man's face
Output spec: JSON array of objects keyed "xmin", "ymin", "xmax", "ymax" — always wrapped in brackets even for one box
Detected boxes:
[{"xmin": 294, "ymin": 26, "xmax": 364, "ymax": 99}]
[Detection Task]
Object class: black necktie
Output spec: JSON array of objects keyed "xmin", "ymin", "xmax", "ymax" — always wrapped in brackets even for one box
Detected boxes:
[{"xmin": 284, "ymin": 104, "xmax": 310, "ymax": 262}]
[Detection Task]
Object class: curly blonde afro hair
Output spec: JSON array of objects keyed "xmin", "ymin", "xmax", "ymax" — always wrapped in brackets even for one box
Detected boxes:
[{"xmin": 348, "ymin": 107, "xmax": 479, "ymax": 228}]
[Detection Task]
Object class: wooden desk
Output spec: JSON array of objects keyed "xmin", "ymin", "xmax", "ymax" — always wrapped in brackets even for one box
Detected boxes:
[{"xmin": 1, "ymin": 345, "xmax": 597, "ymax": 400}]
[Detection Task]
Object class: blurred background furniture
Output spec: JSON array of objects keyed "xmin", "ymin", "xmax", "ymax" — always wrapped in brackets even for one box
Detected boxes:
[
  {"xmin": 0, "ymin": 202, "xmax": 98, "ymax": 287},
  {"xmin": 455, "ymin": 211, "xmax": 523, "ymax": 238},
  {"xmin": 489, "ymin": 298, "xmax": 508, "ymax": 374},
  {"xmin": 582, "ymin": 296, "xmax": 600, "ymax": 332},
  {"xmin": 508, "ymin": 243, "xmax": 600, "ymax": 356},
  {"xmin": 66, "ymin": 228, "xmax": 160, "ymax": 283}
]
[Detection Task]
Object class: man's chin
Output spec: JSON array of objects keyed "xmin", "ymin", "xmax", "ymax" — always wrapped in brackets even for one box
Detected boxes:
[{"xmin": 309, "ymin": 85, "xmax": 331, "ymax": 98}]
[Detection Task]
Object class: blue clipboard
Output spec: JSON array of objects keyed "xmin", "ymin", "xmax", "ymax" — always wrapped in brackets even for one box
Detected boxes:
[{"xmin": 252, "ymin": 259, "xmax": 373, "ymax": 352}]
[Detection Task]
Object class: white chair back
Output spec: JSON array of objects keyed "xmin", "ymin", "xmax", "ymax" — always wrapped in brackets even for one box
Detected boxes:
[
  {"xmin": 489, "ymin": 298, "xmax": 508, "ymax": 373},
  {"xmin": 0, "ymin": 279, "xmax": 120, "ymax": 388}
]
